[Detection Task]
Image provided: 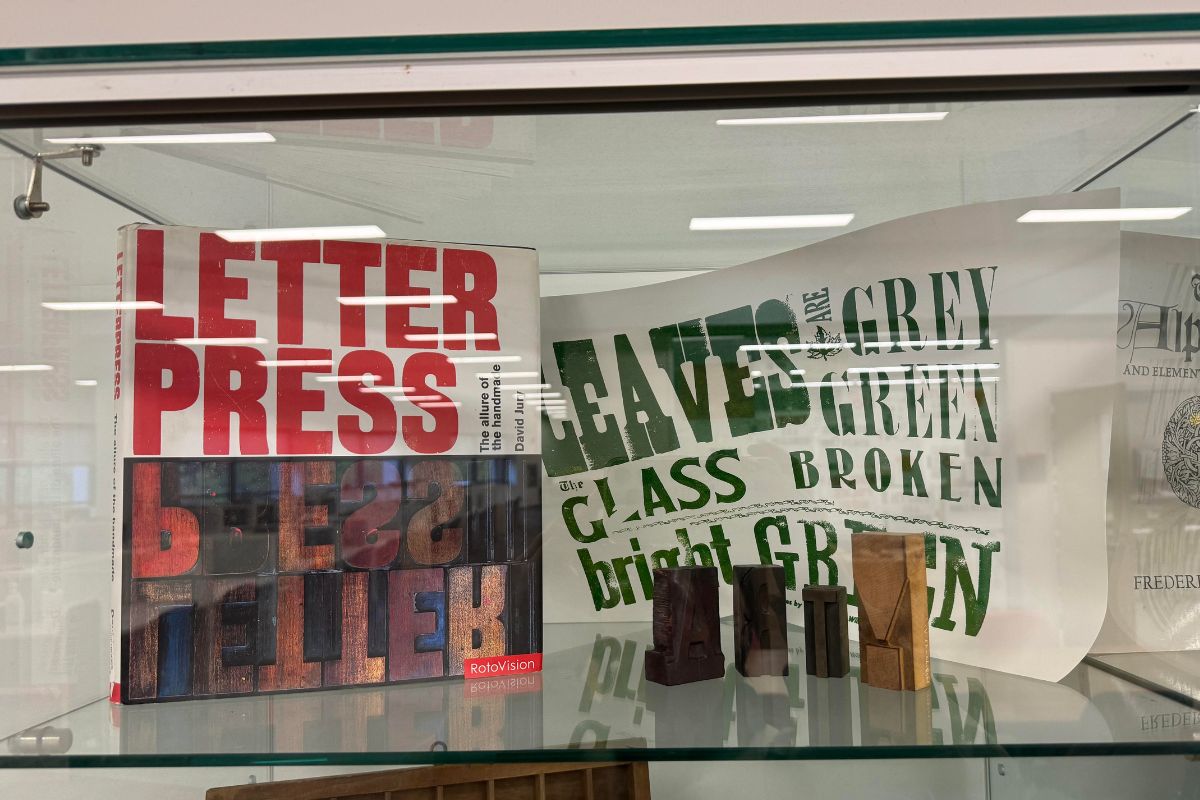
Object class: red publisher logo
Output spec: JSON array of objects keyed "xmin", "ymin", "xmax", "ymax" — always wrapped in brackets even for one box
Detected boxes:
[{"xmin": 463, "ymin": 653, "xmax": 542, "ymax": 678}]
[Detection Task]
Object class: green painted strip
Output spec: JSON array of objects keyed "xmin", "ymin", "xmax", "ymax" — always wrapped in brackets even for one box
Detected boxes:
[{"xmin": 2, "ymin": 14, "xmax": 1200, "ymax": 69}]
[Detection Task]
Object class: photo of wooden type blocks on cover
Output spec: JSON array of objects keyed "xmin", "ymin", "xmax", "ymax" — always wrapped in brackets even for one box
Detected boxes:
[
  {"xmin": 119, "ymin": 455, "xmax": 542, "ymax": 703},
  {"xmin": 851, "ymin": 532, "xmax": 931, "ymax": 692}
]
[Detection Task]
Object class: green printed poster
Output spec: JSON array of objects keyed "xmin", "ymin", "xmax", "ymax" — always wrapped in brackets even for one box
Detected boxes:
[{"xmin": 540, "ymin": 192, "xmax": 1120, "ymax": 682}]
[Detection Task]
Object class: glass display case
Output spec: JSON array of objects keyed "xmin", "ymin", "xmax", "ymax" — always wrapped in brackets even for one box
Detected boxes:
[{"xmin": 2, "ymin": 13, "xmax": 1200, "ymax": 800}]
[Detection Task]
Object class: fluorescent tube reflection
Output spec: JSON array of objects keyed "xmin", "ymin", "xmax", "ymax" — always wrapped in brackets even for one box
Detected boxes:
[
  {"xmin": 1018, "ymin": 207, "xmax": 1191, "ymax": 223},
  {"xmin": 43, "ymin": 300, "xmax": 163, "ymax": 311},
  {"xmin": 48, "ymin": 132, "xmax": 276, "ymax": 144},
  {"xmin": 717, "ymin": 112, "xmax": 948, "ymax": 126},
  {"xmin": 691, "ymin": 214, "xmax": 854, "ymax": 231},
  {"xmin": 216, "ymin": 225, "xmax": 385, "ymax": 242},
  {"xmin": 176, "ymin": 337, "xmax": 267, "ymax": 346},
  {"xmin": 338, "ymin": 295, "xmax": 457, "ymax": 306}
]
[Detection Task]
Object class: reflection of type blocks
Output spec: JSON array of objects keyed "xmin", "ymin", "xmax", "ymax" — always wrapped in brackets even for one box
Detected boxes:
[
  {"xmin": 735, "ymin": 675, "xmax": 797, "ymax": 747},
  {"xmin": 858, "ymin": 683, "xmax": 934, "ymax": 746},
  {"xmin": 851, "ymin": 532, "xmax": 931, "ymax": 692},
  {"xmin": 734, "ymin": 565, "xmax": 789, "ymax": 677},
  {"xmin": 806, "ymin": 675, "xmax": 852, "ymax": 746},
  {"xmin": 645, "ymin": 566, "xmax": 724, "ymax": 686},
  {"xmin": 801, "ymin": 585, "xmax": 849, "ymax": 678},
  {"xmin": 646, "ymin": 677, "xmax": 726, "ymax": 747}
]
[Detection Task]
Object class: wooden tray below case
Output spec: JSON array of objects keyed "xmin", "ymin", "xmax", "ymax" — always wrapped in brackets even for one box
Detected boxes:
[{"xmin": 206, "ymin": 761, "xmax": 651, "ymax": 800}]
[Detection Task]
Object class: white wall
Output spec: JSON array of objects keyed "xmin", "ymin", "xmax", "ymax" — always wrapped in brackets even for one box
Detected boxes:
[{"xmin": 3, "ymin": 0, "xmax": 1200, "ymax": 49}]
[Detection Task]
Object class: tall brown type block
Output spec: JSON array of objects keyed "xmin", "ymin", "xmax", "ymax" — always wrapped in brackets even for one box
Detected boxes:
[
  {"xmin": 851, "ymin": 532, "xmax": 931, "ymax": 691},
  {"xmin": 733, "ymin": 565, "xmax": 788, "ymax": 676},
  {"xmin": 645, "ymin": 566, "xmax": 725, "ymax": 686},
  {"xmin": 802, "ymin": 584, "xmax": 849, "ymax": 678}
]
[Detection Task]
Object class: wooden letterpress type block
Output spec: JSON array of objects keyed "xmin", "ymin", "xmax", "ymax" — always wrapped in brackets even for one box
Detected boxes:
[
  {"xmin": 202, "ymin": 460, "xmax": 272, "ymax": 575},
  {"xmin": 258, "ymin": 575, "xmax": 322, "ymax": 692},
  {"xmin": 851, "ymin": 532, "xmax": 931, "ymax": 692},
  {"xmin": 404, "ymin": 459, "xmax": 467, "ymax": 567},
  {"xmin": 130, "ymin": 462, "xmax": 199, "ymax": 579},
  {"xmin": 192, "ymin": 577, "xmax": 258, "ymax": 696},
  {"xmin": 339, "ymin": 459, "xmax": 404, "ymax": 569},
  {"xmin": 367, "ymin": 569, "xmax": 388, "ymax": 659},
  {"xmin": 644, "ymin": 566, "xmax": 724, "ymax": 686},
  {"xmin": 277, "ymin": 461, "xmax": 336, "ymax": 572},
  {"xmin": 466, "ymin": 458, "xmax": 515, "ymax": 565},
  {"xmin": 733, "ymin": 564, "xmax": 788, "ymax": 677},
  {"xmin": 802, "ymin": 585, "xmax": 849, "ymax": 678},
  {"xmin": 388, "ymin": 568, "xmax": 447, "ymax": 681},
  {"xmin": 324, "ymin": 571, "xmax": 387, "ymax": 686},
  {"xmin": 505, "ymin": 560, "xmax": 539, "ymax": 657},
  {"xmin": 303, "ymin": 571, "xmax": 343, "ymax": 662},
  {"xmin": 447, "ymin": 564, "xmax": 508, "ymax": 675},
  {"xmin": 127, "ymin": 580, "xmax": 193, "ymax": 701}
]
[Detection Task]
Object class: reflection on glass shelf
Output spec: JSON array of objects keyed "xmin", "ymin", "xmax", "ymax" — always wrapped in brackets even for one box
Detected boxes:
[
  {"xmin": 1, "ymin": 622, "xmax": 1198, "ymax": 768},
  {"xmin": 1087, "ymin": 651, "xmax": 1200, "ymax": 708}
]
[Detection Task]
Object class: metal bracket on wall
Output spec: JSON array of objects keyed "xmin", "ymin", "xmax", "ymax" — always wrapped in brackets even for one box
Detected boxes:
[{"xmin": 13, "ymin": 144, "xmax": 102, "ymax": 219}]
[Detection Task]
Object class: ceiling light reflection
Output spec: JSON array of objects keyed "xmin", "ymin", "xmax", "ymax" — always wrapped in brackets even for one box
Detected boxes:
[
  {"xmin": 448, "ymin": 355, "xmax": 522, "ymax": 364},
  {"xmin": 858, "ymin": 339, "xmax": 997, "ymax": 350},
  {"xmin": 406, "ymin": 333, "xmax": 498, "ymax": 343},
  {"xmin": 315, "ymin": 374, "xmax": 381, "ymax": 383},
  {"xmin": 42, "ymin": 300, "xmax": 163, "ymax": 311},
  {"xmin": 717, "ymin": 112, "xmax": 948, "ymax": 126},
  {"xmin": 258, "ymin": 359, "xmax": 335, "ymax": 368},
  {"xmin": 47, "ymin": 132, "xmax": 277, "ymax": 145},
  {"xmin": 691, "ymin": 214, "xmax": 854, "ymax": 231},
  {"xmin": 176, "ymin": 337, "xmax": 268, "ymax": 346},
  {"xmin": 337, "ymin": 295, "xmax": 457, "ymax": 306},
  {"xmin": 476, "ymin": 371, "xmax": 539, "ymax": 380},
  {"xmin": 1018, "ymin": 207, "xmax": 1191, "ymax": 223}
]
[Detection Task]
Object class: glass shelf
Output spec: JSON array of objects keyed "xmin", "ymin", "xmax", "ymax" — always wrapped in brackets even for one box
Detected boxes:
[
  {"xmin": 1087, "ymin": 651, "xmax": 1200, "ymax": 710},
  {"xmin": 2, "ymin": 622, "xmax": 1198, "ymax": 769}
]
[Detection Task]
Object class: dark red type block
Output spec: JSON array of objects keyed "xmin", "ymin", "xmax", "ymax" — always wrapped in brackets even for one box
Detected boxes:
[
  {"xmin": 645, "ymin": 566, "xmax": 724, "ymax": 686},
  {"xmin": 802, "ymin": 584, "xmax": 850, "ymax": 678},
  {"xmin": 733, "ymin": 564, "xmax": 789, "ymax": 677}
]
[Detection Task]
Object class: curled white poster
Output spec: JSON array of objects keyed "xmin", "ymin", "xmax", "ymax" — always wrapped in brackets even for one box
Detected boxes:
[
  {"xmin": 1093, "ymin": 232, "xmax": 1200, "ymax": 653},
  {"xmin": 540, "ymin": 192, "xmax": 1119, "ymax": 682}
]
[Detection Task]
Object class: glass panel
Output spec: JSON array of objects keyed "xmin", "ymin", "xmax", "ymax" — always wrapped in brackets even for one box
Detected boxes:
[
  {"xmin": 0, "ymin": 158, "xmax": 143, "ymax": 737},
  {"xmin": 1, "ymin": 90, "xmax": 1200, "ymax": 776},
  {"xmin": 6, "ymin": 96, "xmax": 1192, "ymax": 279},
  {"xmin": 1087, "ymin": 651, "xmax": 1200, "ymax": 706},
  {"xmin": 0, "ymin": 621, "xmax": 1197, "ymax": 767}
]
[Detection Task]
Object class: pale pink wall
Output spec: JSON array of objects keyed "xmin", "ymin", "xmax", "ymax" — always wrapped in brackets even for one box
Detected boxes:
[{"xmin": 4, "ymin": 0, "xmax": 1200, "ymax": 48}]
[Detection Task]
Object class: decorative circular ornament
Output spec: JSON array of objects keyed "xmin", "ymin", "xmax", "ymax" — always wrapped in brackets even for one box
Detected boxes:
[{"xmin": 1162, "ymin": 395, "xmax": 1200, "ymax": 508}]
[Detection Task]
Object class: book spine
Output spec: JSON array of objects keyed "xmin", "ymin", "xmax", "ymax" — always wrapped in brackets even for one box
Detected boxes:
[{"xmin": 108, "ymin": 227, "xmax": 134, "ymax": 703}]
